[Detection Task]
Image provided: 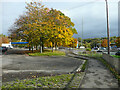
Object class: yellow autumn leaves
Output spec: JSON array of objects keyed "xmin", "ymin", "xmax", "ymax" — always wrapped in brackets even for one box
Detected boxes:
[{"xmin": 10, "ymin": 2, "xmax": 78, "ymax": 49}]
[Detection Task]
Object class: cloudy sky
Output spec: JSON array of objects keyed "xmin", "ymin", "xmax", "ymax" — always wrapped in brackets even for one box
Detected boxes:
[{"xmin": 0, "ymin": 0, "xmax": 119, "ymax": 39}]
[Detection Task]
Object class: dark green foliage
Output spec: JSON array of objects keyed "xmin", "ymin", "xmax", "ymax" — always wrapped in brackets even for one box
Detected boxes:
[
  {"xmin": 86, "ymin": 48, "xmax": 91, "ymax": 51},
  {"xmin": 81, "ymin": 60, "xmax": 88, "ymax": 72}
]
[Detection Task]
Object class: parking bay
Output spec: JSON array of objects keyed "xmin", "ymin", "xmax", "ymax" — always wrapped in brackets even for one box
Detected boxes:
[{"xmin": 2, "ymin": 55, "xmax": 83, "ymax": 82}]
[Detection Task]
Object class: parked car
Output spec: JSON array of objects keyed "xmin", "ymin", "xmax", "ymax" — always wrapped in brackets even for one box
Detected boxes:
[
  {"xmin": 59, "ymin": 47, "xmax": 65, "ymax": 49},
  {"xmin": 8, "ymin": 45, "xmax": 13, "ymax": 49},
  {"xmin": 0, "ymin": 46, "xmax": 8, "ymax": 52},
  {"xmin": 97, "ymin": 50, "xmax": 102, "ymax": 52},
  {"xmin": 115, "ymin": 50, "xmax": 120, "ymax": 56},
  {"xmin": 117, "ymin": 48, "xmax": 120, "ymax": 50},
  {"xmin": 94, "ymin": 47, "xmax": 99, "ymax": 50},
  {"xmin": 99, "ymin": 47, "xmax": 106, "ymax": 50}
]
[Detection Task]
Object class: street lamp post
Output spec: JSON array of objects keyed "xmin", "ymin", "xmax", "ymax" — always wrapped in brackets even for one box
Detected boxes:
[{"xmin": 105, "ymin": 0, "xmax": 110, "ymax": 55}]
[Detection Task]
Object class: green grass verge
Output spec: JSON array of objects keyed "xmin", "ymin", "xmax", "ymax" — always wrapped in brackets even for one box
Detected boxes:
[
  {"xmin": 2, "ymin": 74, "xmax": 74, "ymax": 89},
  {"xmin": 79, "ymin": 53, "xmax": 102, "ymax": 58},
  {"xmin": 28, "ymin": 50, "xmax": 65, "ymax": 56},
  {"xmin": 111, "ymin": 55, "xmax": 120, "ymax": 58},
  {"xmin": 81, "ymin": 60, "xmax": 88, "ymax": 72},
  {"xmin": 79, "ymin": 53, "xmax": 120, "ymax": 83},
  {"xmin": 67, "ymin": 72, "xmax": 85, "ymax": 88}
]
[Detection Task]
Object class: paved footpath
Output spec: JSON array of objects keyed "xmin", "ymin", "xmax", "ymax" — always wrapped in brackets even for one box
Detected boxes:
[{"xmin": 80, "ymin": 57, "xmax": 119, "ymax": 88}]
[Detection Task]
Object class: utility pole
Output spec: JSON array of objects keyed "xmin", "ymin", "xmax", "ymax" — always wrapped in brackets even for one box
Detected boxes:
[{"xmin": 105, "ymin": 0, "xmax": 110, "ymax": 55}]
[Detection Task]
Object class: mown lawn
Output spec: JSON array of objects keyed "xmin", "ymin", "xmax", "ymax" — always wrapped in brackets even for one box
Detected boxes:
[
  {"xmin": 28, "ymin": 50, "xmax": 65, "ymax": 56},
  {"xmin": 2, "ymin": 74, "xmax": 74, "ymax": 89}
]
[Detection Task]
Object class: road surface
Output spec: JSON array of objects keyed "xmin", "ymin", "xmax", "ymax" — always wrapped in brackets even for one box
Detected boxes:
[{"xmin": 2, "ymin": 48, "xmax": 83, "ymax": 82}]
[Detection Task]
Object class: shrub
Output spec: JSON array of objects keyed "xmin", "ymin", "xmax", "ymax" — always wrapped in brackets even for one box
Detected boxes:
[{"xmin": 86, "ymin": 48, "xmax": 91, "ymax": 51}]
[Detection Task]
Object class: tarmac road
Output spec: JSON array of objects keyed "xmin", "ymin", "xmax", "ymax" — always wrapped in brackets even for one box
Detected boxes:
[
  {"xmin": 2, "ymin": 55, "xmax": 82, "ymax": 71},
  {"xmin": 2, "ymin": 48, "xmax": 83, "ymax": 82}
]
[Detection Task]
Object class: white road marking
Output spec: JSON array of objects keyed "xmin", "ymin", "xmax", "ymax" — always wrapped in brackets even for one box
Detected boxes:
[{"xmin": 3, "ymin": 70, "xmax": 70, "ymax": 73}]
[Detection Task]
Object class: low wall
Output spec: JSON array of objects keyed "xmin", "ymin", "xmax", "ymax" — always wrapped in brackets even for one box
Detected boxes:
[{"xmin": 102, "ymin": 53, "xmax": 120, "ymax": 74}]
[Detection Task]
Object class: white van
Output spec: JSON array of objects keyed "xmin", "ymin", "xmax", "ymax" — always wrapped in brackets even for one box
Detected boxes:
[{"xmin": 2, "ymin": 43, "xmax": 13, "ymax": 49}]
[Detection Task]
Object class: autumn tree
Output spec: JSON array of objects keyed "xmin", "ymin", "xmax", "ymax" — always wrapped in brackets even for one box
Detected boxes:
[
  {"xmin": 84, "ymin": 42, "xmax": 91, "ymax": 48},
  {"xmin": 101, "ymin": 39, "xmax": 111, "ymax": 48},
  {"xmin": 9, "ymin": 2, "xmax": 49, "ymax": 52},
  {"xmin": 9, "ymin": 2, "xmax": 77, "ymax": 52},
  {"xmin": 43, "ymin": 9, "xmax": 77, "ymax": 51},
  {"xmin": 115, "ymin": 37, "xmax": 120, "ymax": 47},
  {"xmin": 90, "ymin": 40, "xmax": 98, "ymax": 48},
  {"xmin": 0, "ymin": 34, "xmax": 9, "ymax": 46},
  {"xmin": 70, "ymin": 38, "xmax": 77, "ymax": 48}
]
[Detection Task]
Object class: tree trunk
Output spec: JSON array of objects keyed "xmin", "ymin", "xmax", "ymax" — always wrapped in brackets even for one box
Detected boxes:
[
  {"xmin": 29, "ymin": 43, "xmax": 31, "ymax": 51},
  {"xmin": 40, "ymin": 45, "xmax": 42, "ymax": 53},
  {"xmin": 32, "ymin": 44, "xmax": 33, "ymax": 52},
  {"xmin": 28, "ymin": 39, "xmax": 31, "ymax": 51},
  {"xmin": 40, "ymin": 42, "xmax": 42, "ymax": 53},
  {"xmin": 40, "ymin": 37, "xmax": 42, "ymax": 53},
  {"xmin": 39, "ymin": 45, "xmax": 40, "ymax": 51},
  {"xmin": 42, "ymin": 42, "xmax": 44, "ymax": 51},
  {"xmin": 52, "ymin": 46, "xmax": 54, "ymax": 52},
  {"xmin": 32, "ymin": 46, "xmax": 33, "ymax": 52},
  {"xmin": 29, "ymin": 46, "xmax": 31, "ymax": 51},
  {"xmin": 55, "ymin": 42, "xmax": 57, "ymax": 50},
  {"xmin": 36, "ymin": 45, "xmax": 38, "ymax": 50},
  {"xmin": 52, "ymin": 42, "xmax": 54, "ymax": 52}
]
